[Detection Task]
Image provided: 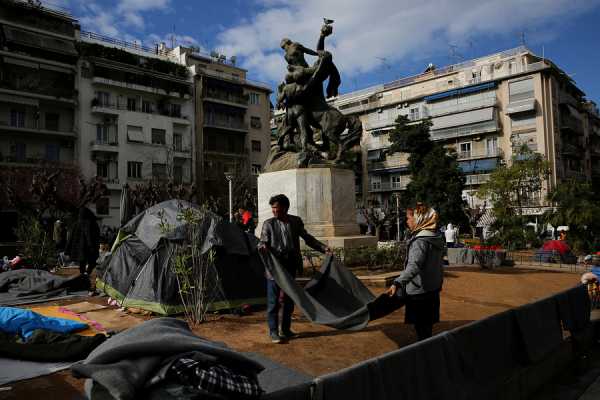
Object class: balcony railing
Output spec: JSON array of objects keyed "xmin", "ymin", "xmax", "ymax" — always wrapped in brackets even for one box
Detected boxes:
[
  {"xmin": 369, "ymin": 181, "xmax": 409, "ymax": 192},
  {"xmin": 560, "ymin": 114, "xmax": 584, "ymax": 133},
  {"xmin": 91, "ymin": 99, "xmax": 189, "ymax": 120},
  {"xmin": 0, "ymin": 121, "xmax": 76, "ymax": 136},
  {"xmin": 0, "ymin": 80, "xmax": 75, "ymax": 99},
  {"xmin": 457, "ymin": 148, "xmax": 502, "ymax": 160},
  {"xmin": 203, "ymin": 120, "xmax": 249, "ymax": 131},
  {"xmin": 465, "ymin": 174, "xmax": 491, "ymax": 185}
]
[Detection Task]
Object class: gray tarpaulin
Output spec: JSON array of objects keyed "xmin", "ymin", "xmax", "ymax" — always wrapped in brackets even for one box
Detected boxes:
[
  {"xmin": 0, "ymin": 269, "xmax": 88, "ymax": 306},
  {"xmin": 261, "ymin": 253, "xmax": 376, "ymax": 330}
]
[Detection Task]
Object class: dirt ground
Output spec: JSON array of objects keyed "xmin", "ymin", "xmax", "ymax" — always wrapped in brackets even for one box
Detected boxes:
[{"xmin": 0, "ymin": 266, "xmax": 581, "ymax": 399}]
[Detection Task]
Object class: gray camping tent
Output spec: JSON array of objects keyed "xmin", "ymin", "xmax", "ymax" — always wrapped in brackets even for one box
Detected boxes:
[{"xmin": 96, "ymin": 199, "xmax": 266, "ymax": 315}]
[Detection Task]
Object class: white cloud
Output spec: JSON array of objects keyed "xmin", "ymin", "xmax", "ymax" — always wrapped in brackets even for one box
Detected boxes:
[
  {"xmin": 80, "ymin": 10, "xmax": 121, "ymax": 36},
  {"xmin": 76, "ymin": 0, "xmax": 172, "ymax": 37},
  {"xmin": 216, "ymin": 0, "xmax": 600, "ymax": 84}
]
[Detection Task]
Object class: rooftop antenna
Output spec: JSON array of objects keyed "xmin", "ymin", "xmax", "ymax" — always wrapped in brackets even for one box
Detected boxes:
[
  {"xmin": 171, "ymin": 24, "xmax": 176, "ymax": 48},
  {"xmin": 519, "ymin": 31, "xmax": 526, "ymax": 47}
]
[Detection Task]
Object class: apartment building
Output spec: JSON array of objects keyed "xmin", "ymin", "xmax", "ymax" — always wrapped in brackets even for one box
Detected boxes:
[
  {"xmin": 0, "ymin": 1, "xmax": 78, "ymax": 174},
  {"xmin": 77, "ymin": 34, "xmax": 195, "ymax": 227},
  {"xmin": 169, "ymin": 46, "xmax": 272, "ymax": 203},
  {"xmin": 330, "ymin": 46, "xmax": 599, "ymax": 215}
]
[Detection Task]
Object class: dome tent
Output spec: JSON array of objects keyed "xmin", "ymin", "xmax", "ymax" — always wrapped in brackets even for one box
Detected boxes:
[{"xmin": 96, "ymin": 199, "xmax": 266, "ymax": 315}]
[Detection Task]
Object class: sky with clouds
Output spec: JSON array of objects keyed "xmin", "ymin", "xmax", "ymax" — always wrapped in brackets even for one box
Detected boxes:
[{"xmin": 47, "ymin": 0, "xmax": 600, "ymax": 104}]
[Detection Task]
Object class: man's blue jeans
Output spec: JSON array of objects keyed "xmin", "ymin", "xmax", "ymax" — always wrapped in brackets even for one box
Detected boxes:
[{"xmin": 267, "ymin": 274, "xmax": 295, "ymax": 334}]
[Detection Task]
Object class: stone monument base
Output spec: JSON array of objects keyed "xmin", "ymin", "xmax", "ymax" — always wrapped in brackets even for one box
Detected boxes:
[{"xmin": 257, "ymin": 167, "xmax": 377, "ymax": 250}]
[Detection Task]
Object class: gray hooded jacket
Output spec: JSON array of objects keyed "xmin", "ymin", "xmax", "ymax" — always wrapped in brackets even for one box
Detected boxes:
[{"xmin": 394, "ymin": 230, "xmax": 444, "ymax": 295}]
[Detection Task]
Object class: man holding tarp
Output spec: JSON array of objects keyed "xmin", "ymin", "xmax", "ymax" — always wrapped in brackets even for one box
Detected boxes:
[{"xmin": 259, "ymin": 194, "xmax": 331, "ymax": 344}]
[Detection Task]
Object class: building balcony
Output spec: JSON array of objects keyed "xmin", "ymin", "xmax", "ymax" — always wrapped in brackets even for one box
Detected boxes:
[
  {"xmin": 203, "ymin": 94, "xmax": 248, "ymax": 109},
  {"xmin": 91, "ymin": 140, "xmax": 119, "ymax": 153},
  {"xmin": 0, "ymin": 85, "xmax": 76, "ymax": 104},
  {"xmin": 90, "ymin": 99, "xmax": 190, "ymax": 123},
  {"xmin": 203, "ymin": 121, "xmax": 248, "ymax": 133},
  {"xmin": 174, "ymin": 148, "xmax": 193, "ymax": 158},
  {"xmin": 92, "ymin": 77, "xmax": 191, "ymax": 99},
  {"xmin": 100, "ymin": 178, "xmax": 121, "ymax": 191},
  {"xmin": 457, "ymin": 148, "xmax": 502, "ymax": 161},
  {"xmin": 204, "ymin": 150, "xmax": 249, "ymax": 159},
  {"xmin": 430, "ymin": 119, "xmax": 499, "ymax": 141},
  {"xmin": 560, "ymin": 114, "xmax": 584, "ymax": 134},
  {"xmin": 368, "ymin": 181, "xmax": 408, "ymax": 192},
  {"xmin": 465, "ymin": 174, "xmax": 491, "ymax": 185},
  {"xmin": 429, "ymin": 97, "xmax": 497, "ymax": 118},
  {"xmin": 0, "ymin": 121, "xmax": 76, "ymax": 138},
  {"xmin": 0, "ymin": 155, "xmax": 74, "ymax": 167}
]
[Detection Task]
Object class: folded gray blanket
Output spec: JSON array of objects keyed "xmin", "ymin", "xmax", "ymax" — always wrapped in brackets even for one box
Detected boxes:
[{"xmin": 71, "ymin": 318, "xmax": 264, "ymax": 400}]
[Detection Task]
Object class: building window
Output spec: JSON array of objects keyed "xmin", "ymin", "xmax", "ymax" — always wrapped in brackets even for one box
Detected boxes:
[
  {"xmin": 391, "ymin": 175, "xmax": 402, "ymax": 190},
  {"xmin": 152, "ymin": 163, "xmax": 167, "ymax": 179},
  {"xmin": 170, "ymin": 103, "xmax": 182, "ymax": 118},
  {"xmin": 45, "ymin": 113, "xmax": 59, "ymax": 131},
  {"xmin": 459, "ymin": 142, "xmax": 471, "ymax": 158},
  {"xmin": 142, "ymin": 100, "xmax": 153, "ymax": 113},
  {"xmin": 45, "ymin": 143, "xmax": 60, "ymax": 161},
  {"xmin": 173, "ymin": 133, "xmax": 183, "ymax": 151},
  {"xmin": 96, "ymin": 197, "xmax": 109, "ymax": 215},
  {"xmin": 173, "ymin": 165, "xmax": 183, "ymax": 183},
  {"xmin": 486, "ymin": 137, "xmax": 498, "ymax": 156},
  {"xmin": 409, "ymin": 107, "xmax": 420, "ymax": 121},
  {"xmin": 97, "ymin": 160, "xmax": 109, "ymax": 178},
  {"xmin": 127, "ymin": 161, "xmax": 142, "ymax": 178},
  {"xmin": 95, "ymin": 91, "xmax": 110, "ymax": 107},
  {"xmin": 251, "ymin": 140, "xmax": 261, "ymax": 152},
  {"xmin": 227, "ymin": 137, "xmax": 236, "ymax": 153},
  {"xmin": 370, "ymin": 175, "xmax": 381, "ymax": 190},
  {"xmin": 127, "ymin": 125, "xmax": 144, "ymax": 142},
  {"xmin": 127, "ymin": 97, "xmax": 137, "ymax": 112},
  {"xmin": 151, "ymin": 128, "xmax": 166, "ymax": 145},
  {"xmin": 10, "ymin": 109, "xmax": 25, "ymax": 128},
  {"xmin": 250, "ymin": 116, "xmax": 262, "ymax": 129},
  {"xmin": 206, "ymin": 134, "xmax": 216, "ymax": 151},
  {"xmin": 12, "ymin": 142, "xmax": 26, "ymax": 161},
  {"xmin": 251, "ymin": 164, "xmax": 261, "ymax": 175},
  {"xmin": 249, "ymin": 92, "xmax": 260, "ymax": 105},
  {"xmin": 509, "ymin": 78, "xmax": 534, "ymax": 102}
]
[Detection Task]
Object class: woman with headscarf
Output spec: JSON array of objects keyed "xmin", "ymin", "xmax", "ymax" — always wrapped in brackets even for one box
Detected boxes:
[{"xmin": 385, "ymin": 203, "xmax": 445, "ymax": 340}]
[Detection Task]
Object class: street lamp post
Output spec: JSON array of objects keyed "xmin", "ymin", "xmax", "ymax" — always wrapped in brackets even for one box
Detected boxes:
[
  {"xmin": 224, "ymin": 172, "xmax": 234, "ymax": 223},
  {"xmin": 395, "ymin": 194, "xmax": 401, "ymax": 242}
]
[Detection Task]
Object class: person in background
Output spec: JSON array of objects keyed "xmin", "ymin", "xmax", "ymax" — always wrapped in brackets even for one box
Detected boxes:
[
  {"xmin": 386, "ymin": 203, "xmax": 445, "ymax": 341},
  {"xmin": 258, "ymin": 194, "xmax": 331, "ymax": 344},
  {"xmin": 444, "ymin": 223, "xmax": 458, "ymax": 248},
  {"xmin": 239, "ymin": 207, "xmax": 254, "ymax": 233}
]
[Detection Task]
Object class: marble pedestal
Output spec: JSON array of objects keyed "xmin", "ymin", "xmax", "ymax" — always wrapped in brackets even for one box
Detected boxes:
[{"xmin": 256, "ymin": 167, "xmax": 377, "ymax": 250}]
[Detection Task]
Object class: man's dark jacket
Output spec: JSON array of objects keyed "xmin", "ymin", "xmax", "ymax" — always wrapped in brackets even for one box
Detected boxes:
[{"xmin": 260, "ymin": 214, "xmax": 327, "ymax": 273}]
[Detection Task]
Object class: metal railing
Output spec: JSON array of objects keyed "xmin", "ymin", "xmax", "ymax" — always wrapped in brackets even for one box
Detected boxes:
[
  {"xmin": 91, "ymin": 99, "xmax": 188, "ymax": 119},
  {"xmin": 465, "ymin": 174, "xmax": 491, "ymax": 185},
  {"xmin": 369, "ymin": 181, "xmax": 409, "ymax": 192},
  {"xmin": 457, "ymin": 148, "xmax": 502, "ymax": 160}
]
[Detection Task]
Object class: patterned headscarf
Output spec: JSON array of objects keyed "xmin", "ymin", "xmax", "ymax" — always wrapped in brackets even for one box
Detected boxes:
[{"xmin": 408, "ymin": 203, "xmax": 439, "ymax": 233}]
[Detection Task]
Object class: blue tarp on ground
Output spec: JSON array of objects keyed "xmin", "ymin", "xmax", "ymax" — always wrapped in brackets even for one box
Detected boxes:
[{"xmin": 0, "ymin": 307, "xmax": 87, "ymax": 339}]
